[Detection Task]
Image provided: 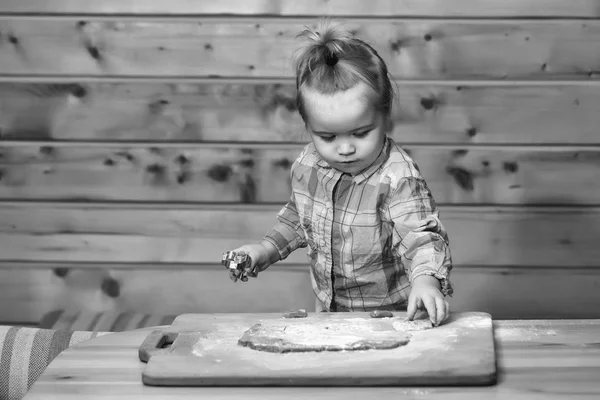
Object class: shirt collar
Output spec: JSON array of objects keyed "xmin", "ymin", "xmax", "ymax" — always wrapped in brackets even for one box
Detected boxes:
[{"xmin": 315, "ymin": 137, "xmax": 391, "ymax": 184}]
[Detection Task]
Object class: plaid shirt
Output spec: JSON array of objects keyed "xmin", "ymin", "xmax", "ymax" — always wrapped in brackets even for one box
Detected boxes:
[{"xmin": 264, "ymin": 137, "xmax": 453, "ymax": 312}]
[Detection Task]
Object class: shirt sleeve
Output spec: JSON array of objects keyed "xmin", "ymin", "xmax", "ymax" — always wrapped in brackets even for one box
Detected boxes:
[
  {"xmin": 387, "ymin": 175, "xmax": 454, "ymax": 296},
  {"xmin": 262, "ymin": 152, "xmax": 310, "ymax": 261},
  {"xmin": 262, "ymin": 196, "xmax": 307, "ymax": 260}
]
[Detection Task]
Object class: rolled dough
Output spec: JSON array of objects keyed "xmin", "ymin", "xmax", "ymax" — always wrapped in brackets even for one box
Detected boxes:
[{"xmin": 238, "ymin": 317, "xmax": 433, "ymax": 353}]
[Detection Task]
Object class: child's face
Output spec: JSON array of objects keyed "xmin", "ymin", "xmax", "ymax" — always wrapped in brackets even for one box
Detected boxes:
[{"xmin": 302, "ymin": 82, "xmax": 389, "ymax": 175}]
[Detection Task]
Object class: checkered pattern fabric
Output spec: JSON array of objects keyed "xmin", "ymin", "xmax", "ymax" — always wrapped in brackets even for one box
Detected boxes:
[{"xmin": 264, "ymin": 137, "xmax": 453, "ymax": 312}]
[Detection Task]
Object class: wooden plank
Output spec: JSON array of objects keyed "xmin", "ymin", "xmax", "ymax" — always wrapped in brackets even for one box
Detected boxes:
[
  {"xmin": 1, "ymin": 144, "xmax": 599, "ymax": 205},
  {"xmin": 140, "ymin": 312, "xmax": 495, "ymax": 387},
  {"xmin": 2, "ymin": 265, "xmax": 600, "ymax": 325},
  {"xmin": 1, "ymin": 19, "xmax": 600, "ymax": 79},
  {"xmin": 0, "ymin": 269, "xmax": 59, "ymax": 324},
  {"xmin": 1, "ymin": 0, "xmax": 599, "ymax": 18},
  {"xmin": 4, "ymin": 82, "xmax": 600, "ymax": 144},
  {"xmin": 0, "ymin": 204, "xmax": 599, "ymax": 267}
]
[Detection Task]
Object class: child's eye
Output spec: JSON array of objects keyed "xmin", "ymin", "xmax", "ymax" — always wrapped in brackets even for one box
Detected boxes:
[
  {"xmin": 353, "ymin": 130, "xmax": 371, "ymax": 138},
  {"xmin": 319, "ymin": 135, "xmax": 335, "ymax": 142}
]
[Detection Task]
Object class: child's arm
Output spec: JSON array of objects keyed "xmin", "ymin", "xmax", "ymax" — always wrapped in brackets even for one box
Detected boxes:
[
  {"xmin": 388, "ymin": 175, "xmax": 453, "ymax": 326},
  {"xmin": 227, "ymin": 195, "xmax": 307, "ymax": 282}
]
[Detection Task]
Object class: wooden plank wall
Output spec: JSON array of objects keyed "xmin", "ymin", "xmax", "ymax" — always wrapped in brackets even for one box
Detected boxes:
[{"xmin": 2, "ymin": 0, "xmax": 600, "ymax": 324}]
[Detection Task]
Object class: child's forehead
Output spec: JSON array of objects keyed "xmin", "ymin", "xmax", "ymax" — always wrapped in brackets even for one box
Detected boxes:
[{"xmin": 302, "ymin": 83, "xmax": 379, "ymax": 131}]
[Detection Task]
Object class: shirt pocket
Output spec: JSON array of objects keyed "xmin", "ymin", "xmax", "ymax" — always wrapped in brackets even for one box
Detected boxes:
[
  {"xmin": 349, "ymin": 211, "xmax": 395, "ymax": 268},
  {"xmin": 299, "ymin": 201, "xmax": 328, "ymax": 254}
]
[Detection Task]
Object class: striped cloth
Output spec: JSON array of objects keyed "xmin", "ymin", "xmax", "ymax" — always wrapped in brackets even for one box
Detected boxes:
[
  {"xmin": 39, "ymin": 310, "xmax": 176, "ymax": 332},
  {"xmin": 0, "ymin": 326, "xmax": 110, "ymax": 400}
]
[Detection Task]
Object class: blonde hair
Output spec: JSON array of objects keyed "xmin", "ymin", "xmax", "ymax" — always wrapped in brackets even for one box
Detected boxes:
[{"xmin": 293, "ymin": 20, "xmax": 394, "ymax": 122}]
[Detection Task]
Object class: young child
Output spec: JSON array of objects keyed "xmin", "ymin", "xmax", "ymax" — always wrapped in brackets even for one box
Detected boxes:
[{"xmin": 225, "ymin": 21, "xmax": 453, "ymax": 326}]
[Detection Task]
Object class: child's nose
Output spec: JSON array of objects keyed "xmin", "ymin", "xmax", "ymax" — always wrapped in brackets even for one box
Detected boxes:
[{"xmin": 337, "ymin": 142, "xmax": 356, "ymax": 156}]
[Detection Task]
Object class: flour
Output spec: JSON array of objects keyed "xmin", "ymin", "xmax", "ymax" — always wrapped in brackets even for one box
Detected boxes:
[
  {"xmin": 236, "ymin": 317, "xmax": 430, "ymax": 353},
  {"xmin": 495, "ymin": 326, "xmax": 557, "ymax": 341}
]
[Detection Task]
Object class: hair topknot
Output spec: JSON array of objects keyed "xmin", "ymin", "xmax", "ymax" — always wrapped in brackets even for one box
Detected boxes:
[{"xmin": 293, "ymin": 19, "xmax": 395, "ymax": 122}]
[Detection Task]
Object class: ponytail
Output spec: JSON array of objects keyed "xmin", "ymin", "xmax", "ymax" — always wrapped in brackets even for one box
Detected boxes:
[{"xmin": 293, "ymin": 20, "xmax": 394, "ymax": 121}]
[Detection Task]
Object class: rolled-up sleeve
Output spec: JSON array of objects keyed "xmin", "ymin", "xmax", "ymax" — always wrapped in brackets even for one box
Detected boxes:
[
  {"xmin": 263, "ymin": 195, "xmax": 307, "ymax": 260},
  {"xmin": 388, "ymin": 176, "xmax": 453, "ymax": 296}
]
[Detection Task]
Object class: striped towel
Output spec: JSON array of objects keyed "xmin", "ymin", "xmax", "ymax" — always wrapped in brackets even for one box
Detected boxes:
[
  {"xmin": 39, "ymin": 310, "xmax": 176, "ymax": 332},
  {"xmin": 0, "ymin": 326, "xmax": 110, "ymax": 400}
]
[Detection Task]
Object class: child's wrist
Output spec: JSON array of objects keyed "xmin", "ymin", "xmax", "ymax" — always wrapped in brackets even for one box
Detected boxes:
[
  {"xmin": 413, "ymin": 274, "xmax": 441, "ymax": 289},
  {"xmin": 258, "ymin": 240, "xmax": 280, "ymax": 265}
]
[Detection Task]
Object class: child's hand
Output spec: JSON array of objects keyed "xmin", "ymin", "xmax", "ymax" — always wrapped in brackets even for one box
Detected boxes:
[
  {"xmin": 226, "ymin": 242, "xmax": 277, "ymax": 283},
  {"xmin": 406, "ymin": 275, "xmax": 450, "ymax": 326}
]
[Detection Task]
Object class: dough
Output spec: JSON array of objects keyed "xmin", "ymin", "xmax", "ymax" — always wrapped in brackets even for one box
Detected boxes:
[
  {"xmin": 282, "ymin": 309, "xmax": 308, "ymax": 318},
  {"xmin": 370, "ymin": 310, "xmax": 394, "ymax": 318},
  {"xmin": 238, "ymin": 317, "xmax": 433, "ymax": 353}
]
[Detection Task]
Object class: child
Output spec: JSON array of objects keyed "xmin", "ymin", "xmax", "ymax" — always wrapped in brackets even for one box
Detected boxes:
[{"xmin": 226, "ymin": 21, "xmax": 453, "ymax": 326}]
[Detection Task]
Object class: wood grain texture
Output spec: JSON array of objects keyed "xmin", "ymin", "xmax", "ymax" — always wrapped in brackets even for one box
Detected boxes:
[
  {"xmin": 1, "ymin": 19, "xmax": 600, "ymax": 79},
  {"xmin": 0, "ymin": 203, "xmax": 599, "ymax": 267},
  {"xmin": 2, "ymin": 0, "xmax": 599, "ymax": 17},
  {"xmin": 3, "ymin": 265, "xmax": 600, "ymax": 325},
  {"xmin": 0, "ymin": 144, "xmax": 599, "ymax": 204},
  {"xmin": 21, "ymin": 318, "xmax": 600, "ymax": 399},
  {"xmin": 140, "ymin": 312, "xmax": 495, "ymax": 386},
  {"xmin": 0, "ymin": 269, "xmax": 59, "ymax": 324},
  {"xmin": 4, "ymin": 82, "xmax": 600, "ymax": 144}
]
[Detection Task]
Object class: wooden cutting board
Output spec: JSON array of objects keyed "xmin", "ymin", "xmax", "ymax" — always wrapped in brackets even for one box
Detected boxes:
[{"xmin": 139, "ymin": 311, "xmax": 497, "ymax": 386}]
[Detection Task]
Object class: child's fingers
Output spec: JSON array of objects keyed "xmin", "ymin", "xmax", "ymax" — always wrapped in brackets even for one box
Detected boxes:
[
  {"xmin": 422, "ymin": 296, "xmax": 438, "ymax": 326},
  {"xmin": 244, "ymin": 259, "xmax": 258, "ymax": 278},
  {"xmin": 441, "ymin": 299, "xmax": 450, "ymax": 322},
  {"xmin": 405, "ymin": 296, "xmax": 419, "ymax": 321},
  {"xmin": 229, "ymin": 269, "xmax": 238, "ymax": 282},
  {"xmin": 434, "ymin": 296, "xmax": 447, "ymax": 325}
]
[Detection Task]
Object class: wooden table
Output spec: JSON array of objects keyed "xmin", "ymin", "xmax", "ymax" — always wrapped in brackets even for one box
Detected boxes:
[{"xmin": 23, "ymin": 314, "xmax": 600, "ymax": 399}]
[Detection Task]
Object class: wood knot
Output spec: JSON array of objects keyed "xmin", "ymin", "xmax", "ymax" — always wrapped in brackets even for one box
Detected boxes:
[
  {"xmin": 175, "ymin": 154, "xmax": 189, "ymax": 165},
  {"xmin": 207, "ymin": 164, "xmax": 232, "ymax": 182},
  {"xmin": 39, "ymin": 146, "xmax": 54, "ymax": 156},
  {"xmin": 503, "ymin": 161, "xmax": 519, "ymax": 173},
  {"xmin": 177, "ymin": 171, "xmax": 191, "ymax": 184},
  {"xmin": 446, "ymin": 166, "xmax": 474, "ymax": 191},
  {"xmin": 423, "ymin": 34, "xmax": 432, "ymax": 41},
  {"xmin": 466, "ymin": 127, "xmax": 477, "ymax": 137},
  {"xmin": 86, "ymin": 45, "xmax": 102, "ymax": 60},
  {"xmin": 70, "ymin": 84, "xmax": 87, "ymax": 98},
  {"xmin": 390, "ymin": 40, "xmax": 402, "ymax": 53},
  {"xmin": 420, "ymin": 97, "xmax": 437, "ymax": 110},
  {"xmin": 149, "ymin": 100, "xmax": 169, "ymax": 114},
  {"xmin": 101, "ymin": 277, "xmax": 120, "ymax": 298},
  {"xmin": 273, "ymin": 158, "xmax": 292, "ymax": 169},
  {"xmin": 146, "ymin": 163, "xmax": 165, "ymax": 175},
  {"xmin": 52, "ymin": 268, "xmax": 70, "ymax": 278},
  {"xmin": 239, "ymin": 175, "xmax": 257, "ymax": 203},
  {"xmin": 238, "ymin": 159, "xmax": 255, "ymax": 168}
]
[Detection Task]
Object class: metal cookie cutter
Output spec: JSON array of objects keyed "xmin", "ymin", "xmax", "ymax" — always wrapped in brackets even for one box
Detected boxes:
[{"xmin": 221, "ymin": 251, "xmax": 253, "ymax": 282}]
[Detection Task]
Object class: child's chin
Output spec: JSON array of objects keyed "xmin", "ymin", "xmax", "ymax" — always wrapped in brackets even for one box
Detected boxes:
[{"xmin": 336, "ymin": 162, "xmax": 364, "ymax": 174}]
